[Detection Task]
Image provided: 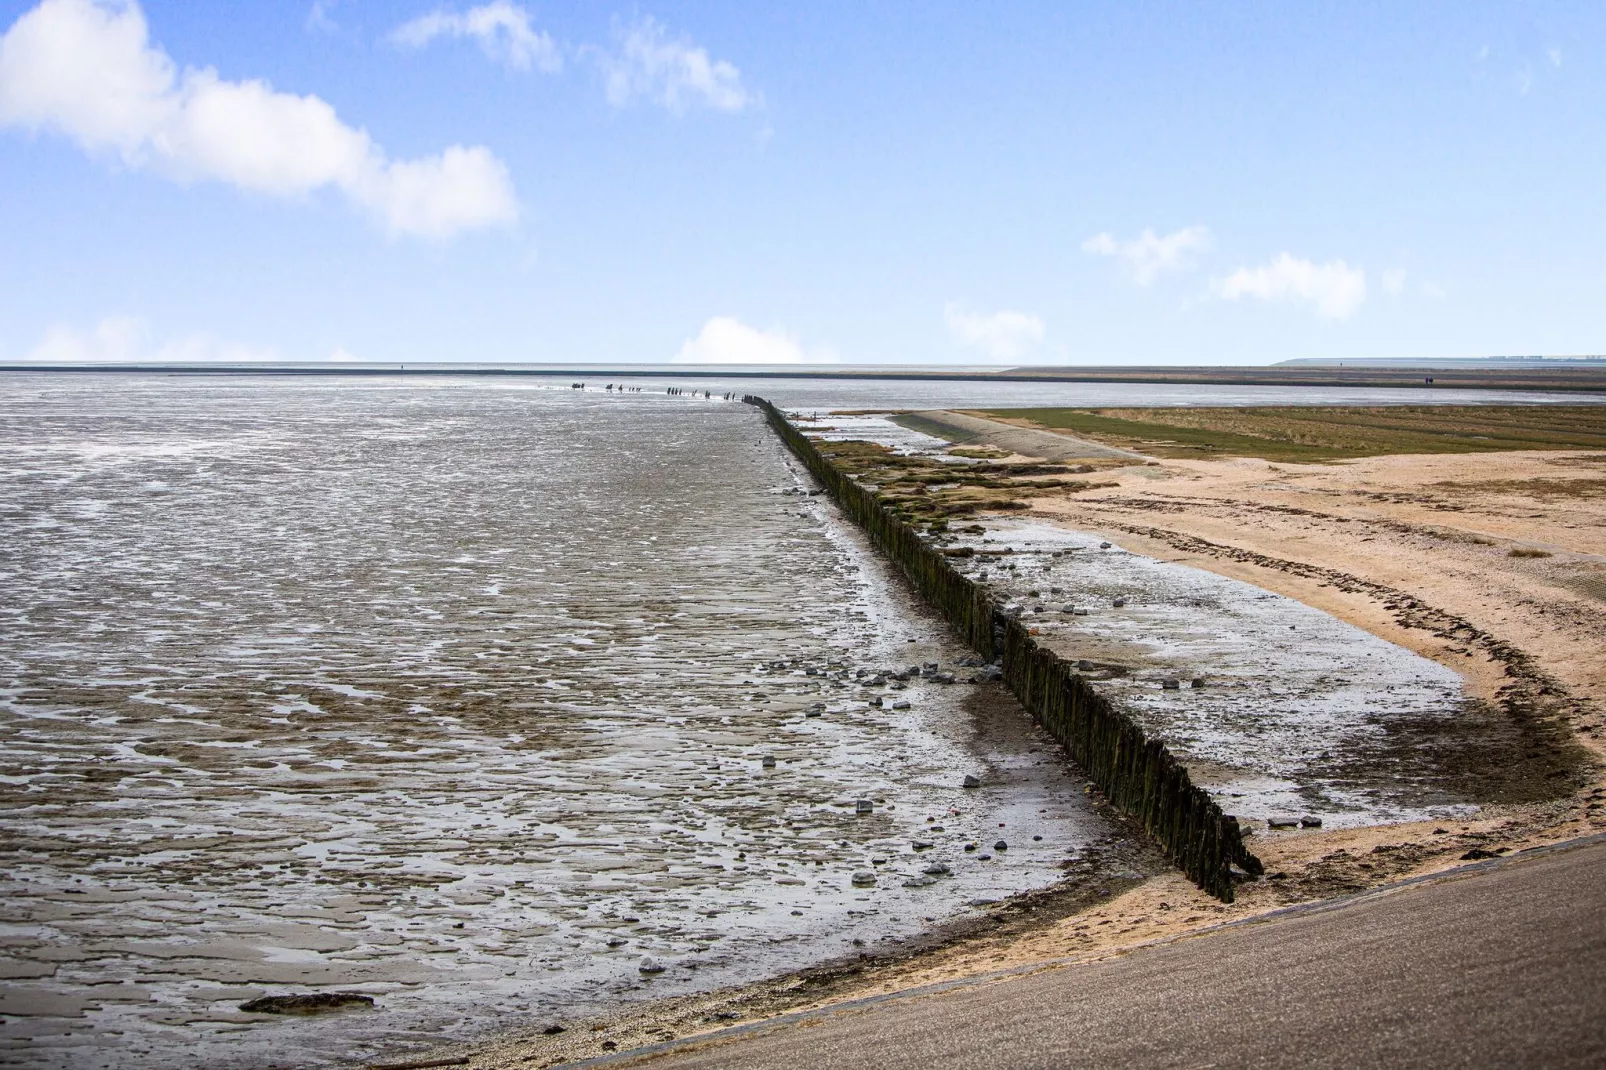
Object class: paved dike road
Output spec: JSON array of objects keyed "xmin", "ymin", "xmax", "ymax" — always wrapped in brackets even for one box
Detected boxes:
[{"xmin": 592, "ymin": 838, "xmax": 1606, "ymax": 1070}]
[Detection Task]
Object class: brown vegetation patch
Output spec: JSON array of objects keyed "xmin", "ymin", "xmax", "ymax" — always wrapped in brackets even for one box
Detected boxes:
[{"xmin": 978, "ymin": 406, "xmax": 1606, "ymax": 462}]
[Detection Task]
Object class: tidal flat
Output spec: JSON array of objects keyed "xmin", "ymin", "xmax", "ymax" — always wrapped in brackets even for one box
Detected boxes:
[
  {"xmin": 3, "ymin": 377, "xmax": 1594, "ymax": 1070},
  {"xmin": 0, "ymin": 377, "xmax": 1125, "ymax": 1069}
]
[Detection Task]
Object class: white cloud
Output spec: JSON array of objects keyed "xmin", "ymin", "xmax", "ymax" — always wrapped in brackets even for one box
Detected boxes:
[
  {"xmin": 21, "ymin": 317, "xmax": 279, "ymax": 363},
  {"xmin": 1215, "ymin": 254, "xmax": 1367, "ymax": 319},
  {"xmin": 306, "ymin": 2, "xmax": 338, "ymax": 35},
  {"xmin": 1082, "ymin": 225, "xmax": 1212, "ymax": 285},
  {"xmin": 943, "ymin": 304, "xmax": 1045, "ymax": 362},
  {"xmin": 599, "ymin": 15, "xmax": 755, "ymax": 113},
  {"xmin": 0, "ymin": 0, "xmax": 518, "ymax": 237},
  {"xmin": 1381, "ymin": 267, "xmax": 1407, "ymax": 297},
  {"xmin": 1548, "ymin": 48, "xmax": 1562, "ymax": 68},
  {"xmin": 673, "ymin": 317, "xmax": 828, "ymax": 364},
  {"xmin": 392, "ymin": 2, "xmax": 561, "ymax": 74}
]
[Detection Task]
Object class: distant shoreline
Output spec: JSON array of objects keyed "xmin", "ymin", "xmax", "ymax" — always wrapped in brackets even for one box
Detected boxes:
[{"xmin": 6, "ymin": 362, "xmax": 1606, "ymax": 394}]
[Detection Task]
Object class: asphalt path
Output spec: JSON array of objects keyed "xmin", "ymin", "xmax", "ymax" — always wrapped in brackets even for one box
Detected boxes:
[{"xmin": 597, "ymin": 837, "xmax": 1606, "ymax": 1070}]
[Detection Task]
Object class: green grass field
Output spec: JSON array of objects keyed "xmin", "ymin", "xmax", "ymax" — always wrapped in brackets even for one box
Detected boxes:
[{"xmin": 976, "ymin": 406, "xmax": 1606, "ymax": 463}]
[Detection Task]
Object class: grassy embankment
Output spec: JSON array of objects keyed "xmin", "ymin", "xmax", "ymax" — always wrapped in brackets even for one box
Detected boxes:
[{"xmin": 975, "ymin": 406, "xmax": 1606, "ymax": 464}]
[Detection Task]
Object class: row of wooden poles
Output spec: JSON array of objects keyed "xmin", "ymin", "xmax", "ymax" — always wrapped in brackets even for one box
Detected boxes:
[{"xmin": 746, "ymin": 396, "xmax": 1262, "ymax": 901}]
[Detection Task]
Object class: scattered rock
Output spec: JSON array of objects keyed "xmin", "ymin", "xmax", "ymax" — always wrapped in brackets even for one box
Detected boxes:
[
  {"xmin": 638, "ymin": 958, "xmax": 666, "ymax": 975},
  {"xmin": 993, "ymin": 840, "xmax": 1008, "ymax": 852},
  {"xmin": 761, "ymin": 755, "xmax": 777, "ymax": 768},
  {"xmin": 962, "ymin": 774, "xmax": 982, "ymax": 789},
  {"xmin": 912, "ymin": 840, "xmax": 933, "ymax": 850},
  {"xmin": 855, "ymin": 799, "xmax": 874, "ymax": 815},
  {"xmin": 891, "ymin": 700, "xmax": 911, "ymax": 710},
  {"xmin": 1300, "ymin": 815, "xmax": 1323, "ymax": 828},
  {"xmin": 1461, "ymin": 848, "xmax": 1501, "ymax": 861},
  {"xmin": 902, "ymin": 876, "xmax": 936, "ymax": 888},
  {"xmin": 1099, "ymin": 541, "xmax": 1112, "ymax": 549},
  {"xmin": 1161, "ymin": 678, "xmax": 1180, "ymax": 690},
  {"xmin": 237, "ymin": 993, "xmax": 374, "ymax": 1015},
  {"xmin": 1112, "ymin": 598, "xmax": 1127, "ymax": 608},
  {"xmin": 851, "ymin": 870, "xmax": 877, "ymax": 886},
  {"xmin": 542, "ymin": 1024, "xmax": 567, "ymax": 1035},
  {"xmin": 1191, "ymin": 678, "xmax": 1206, "ymax": 688},
  {"xmin": 1267, "ymin": 817, "xmax": 1300, "ymax": 829}
]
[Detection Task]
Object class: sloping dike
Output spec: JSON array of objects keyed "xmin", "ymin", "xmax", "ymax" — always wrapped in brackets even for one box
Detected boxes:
[{"xmin": 746, "ymin": 396, "xmax": 1262, "ymax": 901}]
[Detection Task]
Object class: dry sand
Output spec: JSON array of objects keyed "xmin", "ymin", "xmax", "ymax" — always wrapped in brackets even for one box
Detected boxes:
[{"xmin": 410, "ymin": 446, "xmax": 1606, "ymax": 1070}]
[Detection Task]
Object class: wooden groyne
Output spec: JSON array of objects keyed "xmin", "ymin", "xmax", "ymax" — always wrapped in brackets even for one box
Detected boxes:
[{"xmin": 746, "ymin": 396, "xmax": 1261, "ymax": 901}]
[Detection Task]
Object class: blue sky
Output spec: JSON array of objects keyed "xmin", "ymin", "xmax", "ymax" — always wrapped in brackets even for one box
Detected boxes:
[{"xmin": 1, "ymin": 0, "xmax": 1602, "ymax": 366}]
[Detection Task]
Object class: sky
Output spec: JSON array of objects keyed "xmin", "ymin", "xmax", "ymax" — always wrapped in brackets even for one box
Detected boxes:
[{"xmin": 0, "ymin": 0, "xmax": 1602, "ymax": 366}]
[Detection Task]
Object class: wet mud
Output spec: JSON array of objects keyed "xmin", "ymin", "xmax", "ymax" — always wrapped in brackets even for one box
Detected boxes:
[{"xmin": 0, "ymin": 377, "xmax": 1126, "ymax": 1069}]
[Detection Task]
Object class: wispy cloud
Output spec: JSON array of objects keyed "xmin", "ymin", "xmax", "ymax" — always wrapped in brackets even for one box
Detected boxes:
[
  {"xmin": 19, "ymin": 316, "xmax": 280, "ymax": 363},
  {"xmin": 1381, "ymin": 267, "xmax": 1407, "ymax": 297},
  {"xmin": 1081, "ymin": 225, "xmax": 1213, "ymax": 285},
  {"xmin": 0, "ymin": 0, "xmax": 518, "ymax": 238},
  {"xmin": 306, "ymin": 1, "xmax": 338, "ymax": 35},
  {"xmin": 392, "ymin": 2, "xmax": 561, "ymax": 74},
  {"xmin": 1215, "ymin": 254, "xmax": 1367, "ymax": 319},
  {"xmin": 943, "ymin": 304, "xmax": 1045, "ymax": 362},
  {"xmin": 597, "ymin": 15, "xmax": 756, "ymax": 113},
  {"xmin": 673, "ymin": 317, "xmax": 829, "ymax": 364}
]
